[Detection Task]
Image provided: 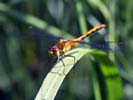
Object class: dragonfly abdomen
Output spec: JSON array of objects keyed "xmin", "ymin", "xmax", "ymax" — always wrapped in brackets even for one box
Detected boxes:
[{"xmin": 73, "ymin": 24, "xmax": 106, "ymax": 42}]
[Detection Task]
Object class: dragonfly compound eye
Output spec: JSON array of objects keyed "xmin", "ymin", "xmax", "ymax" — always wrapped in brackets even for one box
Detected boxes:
[{"xmin": 49, "ymin": 47, "xmax": 60, "ymax": 57}]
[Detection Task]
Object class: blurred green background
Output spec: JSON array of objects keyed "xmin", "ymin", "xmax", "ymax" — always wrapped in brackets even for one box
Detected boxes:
[{"xmin": 0, "ymin": 0, "xmax": 133, "ymax": 100}]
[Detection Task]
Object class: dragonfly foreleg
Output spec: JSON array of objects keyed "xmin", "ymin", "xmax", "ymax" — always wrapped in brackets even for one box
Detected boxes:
[
  {"xmin": 60, "ymin": 58, "xmax": 66, "ymax": 75},
  {"xmin": 56, "ymin": 56, "xmax": 66, "ymax": 75}
]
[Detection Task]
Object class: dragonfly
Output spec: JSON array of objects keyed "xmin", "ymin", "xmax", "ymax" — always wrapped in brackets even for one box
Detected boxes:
[
  {"xmin": 48, "ymin": 24, "xmax": 106, "ymax": 64},
  {"xmin": 7, "ymin": 24, "xmax": 106, "ymax": 73}
]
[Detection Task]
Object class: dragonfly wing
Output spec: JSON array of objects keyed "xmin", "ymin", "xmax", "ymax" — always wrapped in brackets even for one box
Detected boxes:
[
  {"xmin": 76, "ymin": 41, "xmax": 111, "ymax": 51},
  {"xmin": 78, "ymin": 41, "xmax": 126, "ymax": 51},
  {"xmin": 6, "ymin": 26, "xmax": 61, "ymax": 42}
]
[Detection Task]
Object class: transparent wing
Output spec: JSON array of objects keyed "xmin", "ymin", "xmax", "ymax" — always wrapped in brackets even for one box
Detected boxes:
[
  {"xmin": 77, "ymin": 41, "xmax": 126, "ymax": 51},
  {"xmin": 5, "ymin": 25, "xmax": 61, "ymax": 43}
]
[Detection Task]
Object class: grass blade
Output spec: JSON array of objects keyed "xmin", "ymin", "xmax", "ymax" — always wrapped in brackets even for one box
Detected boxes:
[
  {"xmin": 35, "ymin": 48, "xmax": 92, "ymax": 100},
  {"xmin": 90, "ymin": 51, "xmax": 123, "ymax": 100}
]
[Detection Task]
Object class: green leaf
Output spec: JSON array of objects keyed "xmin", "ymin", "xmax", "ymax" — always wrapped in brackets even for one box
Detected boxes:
[
  {"xmin": 35, "ymin": 48, "xmax": 92, "ymax": 100},
  {"xmin": 75, "ymin": 0, "xmax": 88, "ymax": 34},
  {"xmin": 90, "ymin": 51, "xmax": 123, "ymax": 100}
]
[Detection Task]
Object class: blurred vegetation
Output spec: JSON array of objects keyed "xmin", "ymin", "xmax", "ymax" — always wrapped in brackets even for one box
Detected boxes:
[{"xmin": 0, "ymin": 0, "xmax": 133, "ymax": 100}]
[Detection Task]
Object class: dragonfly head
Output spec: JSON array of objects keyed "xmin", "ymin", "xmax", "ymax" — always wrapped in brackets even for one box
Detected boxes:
[{"xmin": 49, "ymin": 46, "xmax": 60, "ymax": 57}]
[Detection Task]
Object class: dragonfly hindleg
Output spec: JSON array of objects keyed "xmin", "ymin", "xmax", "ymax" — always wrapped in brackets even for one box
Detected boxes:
[
  {"xmin": 57, "ymin": 55, "xmax": 76, "ymax": 75},
  {"xmin": 63, "ymin": 55, "xmax": 76, "ymax": 64}
]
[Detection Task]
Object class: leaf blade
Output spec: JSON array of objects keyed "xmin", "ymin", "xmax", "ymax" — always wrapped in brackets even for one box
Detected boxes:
[{"xmin": 35, "ymin": 48, "xmax": 92, "ymax": 100}]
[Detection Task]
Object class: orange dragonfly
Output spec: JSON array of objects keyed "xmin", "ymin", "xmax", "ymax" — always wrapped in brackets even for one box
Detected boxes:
[{"xmin": 48, "ymin": 24, "xmax": 106, "ymax": 61}]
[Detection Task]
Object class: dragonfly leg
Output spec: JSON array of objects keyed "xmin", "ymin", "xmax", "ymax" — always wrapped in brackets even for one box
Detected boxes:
[
  {"xmin": 57, "ymin": 55, "xmax": 76, "ymax": 75},
  {"xmin": 59, "ymin": 55, "xmax": 75, "ymax": 75},
  {"xmin": 63, "ymin": 55, "xmax": 77, "ymax": 73},
  {"xmin": 60, "ymin": 58, "xmax": 66, "ymax": 75},
  {"xmin": 57, "ymin": 56, "xmax": 66, "ymax": 75},
  {"xmin": 63, "ymin": 55, "xmax": 76, "ymax": 64}
]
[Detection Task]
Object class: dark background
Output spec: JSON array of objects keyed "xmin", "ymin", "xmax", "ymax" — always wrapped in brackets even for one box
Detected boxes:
[{"xmin": 0, "ymin": 0, "xmax": 133, "ymax": 100}]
